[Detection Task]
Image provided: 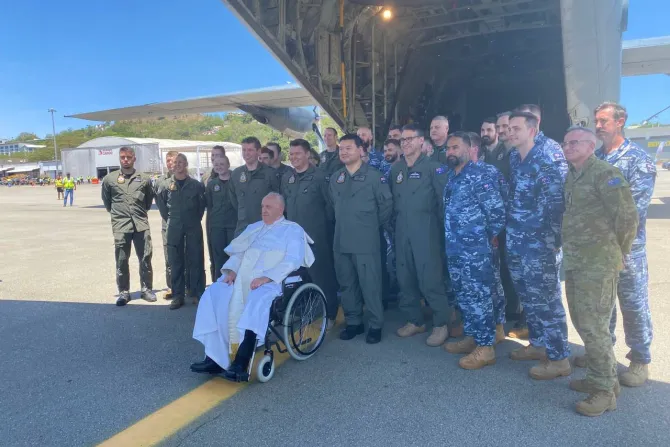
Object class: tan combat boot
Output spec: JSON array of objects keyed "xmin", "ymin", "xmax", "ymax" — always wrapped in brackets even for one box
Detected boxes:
[
  {"xmin": 573, "ymin": 354, "xmax": 587, "ymax": 368},
  {"xmin": 575, "ymin": 391, "xmax": 617, "ymax": 417},
  {"xmin": 426, "ymin": 325, "xmax": 449, "ymax": 347},
  {"xmin": 569, "ymin": 379, "xmax": 621, "ymax": 397},
  {"xmin": 495, "ymin": 324, "xmax": 506, "ymax": 344},
  {"xmin": 444, "ymin": 336, "xmax": 476, "ymax": 354},
  {"xmin": 619, "ymin": 362, "xmax": 649, "ymax": 387},
  {"xmin": 509, "ymin": 345, "xmax": 547, "ymax": 361},
  {"xmin": 529, "ymin": 358, "xmax": 572, "ymax": 380},
  {"xmin": 396, "ymin": 322, "xmax": 426, "ymax": 338},
  {"xmin": 508, "ymin": 326, "xmax": 529, "ymax": 340},
  {"xmin": 459, "ymin": 346, "xmax": 496, "ymax": 370}
]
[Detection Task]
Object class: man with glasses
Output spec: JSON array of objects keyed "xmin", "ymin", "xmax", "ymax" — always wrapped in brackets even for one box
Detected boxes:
[
  {"xmin": 390, "ymin": 124, "xmax": 451, "ymax": 347},
  {"xmin": 561, "ymin": 126, "xmax": 638, "ymax": 416}
]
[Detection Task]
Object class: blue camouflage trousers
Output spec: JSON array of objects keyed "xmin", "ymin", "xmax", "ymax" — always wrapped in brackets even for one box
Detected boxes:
[
  {"xmin": 506, "ymin": 248, "xmax": 570, "ymax": 360},
  {"xmin": 609, "ymin": 249, "xmax": 653, "ymax": 364},
  {"xmin": 492, "ymin": 246, "xmax": 506, "ymax": 325},
  {"xmin": 447, "ymin": 253, "xmax": 495, "ymax": 346}
]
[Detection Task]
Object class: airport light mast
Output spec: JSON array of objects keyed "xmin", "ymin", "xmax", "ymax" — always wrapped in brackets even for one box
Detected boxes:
[{"xmin": 48, "ymin": 108, "xmax": 59, "ymax": 176}]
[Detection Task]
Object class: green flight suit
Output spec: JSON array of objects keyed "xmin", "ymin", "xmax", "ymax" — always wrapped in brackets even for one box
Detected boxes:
[
  {"xmin": 430, "ymin": 142, "xmax": 448, "ymax": 165},
  {"xmin": 389, "ymin": 154, "xmax": 450, "ymax": 327},
  {"xmin": 563, "ymin": 155, "xmax": 639, "ymax": 392},
  {"xmin": 101, "ymin": 170, "xmax": 154, "ymax": 293},
  {"xmin": 154, "ymin": 173, "xmax": 174, "ymax": 289},
  {"xmin": 229, "ymin": 163, "xmax": 280, "ymax": 237},
  {"xmin": 330, "ymin": 163, "xmax": 393, "ymax": 329},
  {"xmin": 206, "ymin": 175, "xmax": 236, "ymax": 282},
  {"xmin": 273, "ymin": 163, "xmax": 292, "ymax": 182},
  {"xmin": 200, "ymin": 169, "xmax": 218, "ymax": 191},
  {"xmin": 319, "ymin": 148, "xmax": 344, "ymax": 179},
  {"xmin": 160, "ymin": 176, "xmax": 206, "ymax": 300},
  {"xmin": 483, "ymin": 142, "xmax": 512, "ymax": 181},
  {"xmin": 281, "ymin": 165, "xmax": 338, "ymax": 319}
]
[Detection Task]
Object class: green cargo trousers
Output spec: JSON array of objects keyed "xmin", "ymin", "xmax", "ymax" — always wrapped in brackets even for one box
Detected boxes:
[
  {"xmin": 566, "ymin": 270, "xmax": 618, "ymax": 392},
  {"xmin": 113, "ymin": 230, "xmax": 153, "ymax": 293},
  {"xmin": 334, "ymin": 252, "xmax": 384, "ymax": 330}
]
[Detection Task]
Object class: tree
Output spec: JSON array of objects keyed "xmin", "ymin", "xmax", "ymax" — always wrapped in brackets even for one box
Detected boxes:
[{"xmin": 14, "ymin": 132, "xmax": 39, "ymax": 142}]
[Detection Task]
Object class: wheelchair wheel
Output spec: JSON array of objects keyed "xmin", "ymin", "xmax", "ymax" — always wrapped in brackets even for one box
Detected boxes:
[
  {"xmin": 256, "ymin": 355, "xmax": 275, "ymax": 383},
  {"xmin": 282, "ymin": 283, "xmax": 328, "ymax": 361}
]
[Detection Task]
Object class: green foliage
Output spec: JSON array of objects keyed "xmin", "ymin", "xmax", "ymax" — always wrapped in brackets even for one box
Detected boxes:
[{"xmin": 1, "ymin": 113, "xmax": 344, "ymax": 163}]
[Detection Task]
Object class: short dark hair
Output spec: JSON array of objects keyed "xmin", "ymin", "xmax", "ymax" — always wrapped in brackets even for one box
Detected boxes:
[
  {"xmin": 260, "ymin": 146, "xmax": 275, "ymax": 159},
  {"xmin": 384, "ymin": 138, "xmax": 401, "ymax": 148},
  {"xmin": 339, "ymin": 133, "xmax": 363, "ymax": 147},
  {"xmin": 468, "ymin": 132, "xmax": 483, "ymax": 158},
  {"xmin": 212, "ymin": 145, "xmax": 226, "ymax": 155},
  {"xmin": 119, "ymin": 146, "xmax": 135, "ymax": 156},
  {"xmin": 509, "ymin": 111, "xmax": 539, "ymax": 129},
  {"xmin": 325, "ymin": 127, "xmax": 338, "ymax": 136},
  {"xmin": 496, "ymin": 111, "xmax": 512, "ymax": 119},
  {"xmin": 401, "ymin": 123, "xmax": 425, "ymax": 137},
  {"xmin": 266, "ymin": 142, "xmax": 281, "ymax": 155},
  {"xmin": 447, "ymin": 131, "xmax": 471, "ymax": 147},
  {"xmin": 482, "ymin": 117, "xmax": 497, "ymax": 126},
  {"xmin": 389, "ymin": 124, "xmax": 402, "ymax": 132},
  {"xmin": 289, "ymin": 138, "xmax": 311, "ymax": 152},
  {"xmin": 515, "ymin": 104, "xmax": 542, "ymax": 118},
  {"xmin": 241, "ymin": 136, "xmax": 261, "ymax": 149}
]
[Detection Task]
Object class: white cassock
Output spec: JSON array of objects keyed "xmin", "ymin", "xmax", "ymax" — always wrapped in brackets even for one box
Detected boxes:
[{"xmin": 193, "ymin": 217, "xmax": 315, "ymax": 369}]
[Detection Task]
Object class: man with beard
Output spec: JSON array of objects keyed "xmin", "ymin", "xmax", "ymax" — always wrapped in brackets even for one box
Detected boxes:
[
  {"xmin": 480, "ymin": 117, "xmax": 499, "ymax": 154},
  {"xmin": 443, "ymin": 133, "xmax": 505, "ymax": 369},
  {"xmin": 101, "ymin": 146, "xmax": 156, "ymax": 306},
  {"xmin": 388, "ymin": 124, "xmax": 402, "ymax": 140},
  {"xmin": 429, "ymin": 115, "xmax": 449, "ymax": 164},
  {"xmin": 320, "ymin": 127, "xmax": 344, "ymax": 178},
  {"xmin": 383, "ymin": 139, "xmax": 401, "ymax": 167},
  {"xmin": 390, "ymin": 125, "xmax": 451, "ymax": 347},
  {"xmin": 581, "ymin": 101, "xmax": 656, "ymax": 388}
]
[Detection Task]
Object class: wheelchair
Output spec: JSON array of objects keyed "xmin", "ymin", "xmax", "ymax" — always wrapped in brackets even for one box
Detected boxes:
[{"xmin": 250, "ymin": 267, "xmax": 328, "ymax": 383}]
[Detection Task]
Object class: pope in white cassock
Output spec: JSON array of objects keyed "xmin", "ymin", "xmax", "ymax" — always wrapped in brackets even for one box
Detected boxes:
[{"xmin": 190, "ymin": 192, "xmax": 315, "ymax": 381}]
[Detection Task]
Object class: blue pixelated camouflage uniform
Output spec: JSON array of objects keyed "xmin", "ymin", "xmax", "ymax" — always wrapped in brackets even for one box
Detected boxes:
[
  {"xmin": 507, "ymin": 138, "xmax": 570, "ymax": 360},
  {"xmin": 477, "ymin": 161, "xmax": 508, "ymax": 325},
  {"xmin": 444, "ymin": 161, "xmax": 506, "ymax": 346},
  {"xmin": 596, "ymin": 138, "xmax": 656, "ymax": 364}
]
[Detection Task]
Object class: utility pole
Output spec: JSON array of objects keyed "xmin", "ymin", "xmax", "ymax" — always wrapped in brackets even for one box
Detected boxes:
[{"xmin": 48, "ymin": 108, "xmax": 59, "ymax": 176}]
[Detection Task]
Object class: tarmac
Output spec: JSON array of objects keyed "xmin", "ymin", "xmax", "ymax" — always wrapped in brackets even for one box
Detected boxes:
[{"xmin": 1, "ymin": 172, "xmax": 669, "ymax": 446}]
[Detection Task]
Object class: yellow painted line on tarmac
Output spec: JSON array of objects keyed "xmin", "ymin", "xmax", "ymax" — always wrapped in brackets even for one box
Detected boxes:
[{"xmin": 99, "ymin": 310, "xmax": 343, "ymax": 447}]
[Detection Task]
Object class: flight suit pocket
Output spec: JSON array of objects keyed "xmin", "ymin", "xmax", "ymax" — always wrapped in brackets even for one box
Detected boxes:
[
  {"xmin": 134, "ymin": 191, "xmax": 145, "ymax": 202},
  {"xmin": 597, "ymin": 277, "xmax": 616, "ymax": 314}
]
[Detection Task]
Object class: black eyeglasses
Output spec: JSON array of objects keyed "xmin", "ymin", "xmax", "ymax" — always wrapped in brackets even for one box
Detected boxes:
[
  {"xmin": 399, "ymin": 136, "xmax": 422, "ymax": 144},
  {"xmin": 560, "ymin": 139, "xmax": 591, "ymax": 148}
]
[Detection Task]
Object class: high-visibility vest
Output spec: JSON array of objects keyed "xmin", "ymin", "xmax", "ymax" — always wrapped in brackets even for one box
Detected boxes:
[
  {"xmin": 55, "ymin": 179, "xmax": 64, "ymax": 187},
  {"xmin": 63, "ymin": 177, "xmax": 76, "ymax": 189}
]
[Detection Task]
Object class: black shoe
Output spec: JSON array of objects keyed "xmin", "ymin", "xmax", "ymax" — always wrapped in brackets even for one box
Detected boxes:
[
  {"xmin": 222, "ymin": 363, "xmax": 250, "ymax": 382},
  {"xmin": 339, "ymin": 324, "xmax": 365, "ymax": 340},
  {"xmin": 141, "ymin": 289, "xmax": 157, "ymax": 302},
  {"xmin": 190, "ymin": 356, "xmax": 223, "ymax": 374},
  {"xmin": 169, "ymin": 297, "xmax": 184, "ymax": 310},
  {"xmin": 366, "ymin": 328, "xmax": 382, "ymax": 344},
  {"xmin": 116, "ymin": 292, "xmax": 131, "ymax": 307}
]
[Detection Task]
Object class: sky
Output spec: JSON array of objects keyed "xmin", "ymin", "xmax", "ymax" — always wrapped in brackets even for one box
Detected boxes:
[{"xmin": 0, "ymin": 0, "xmax": 669, "ymax": 139}]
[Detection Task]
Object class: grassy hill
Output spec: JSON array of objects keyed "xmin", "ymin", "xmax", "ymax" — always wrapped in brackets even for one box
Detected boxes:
[{"xmin": 2, "ymin": 113, "xmax": 342, "ymax": 162}]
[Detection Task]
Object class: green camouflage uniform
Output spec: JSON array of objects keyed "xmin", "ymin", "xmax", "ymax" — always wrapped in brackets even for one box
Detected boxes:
[
  {"xmin": 101, "ymin": 170, "xmax": 154, "ymax": 293},
  {"xmin": 563, "ymin": 155, "xmax": 638, "ymax": 392}
]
